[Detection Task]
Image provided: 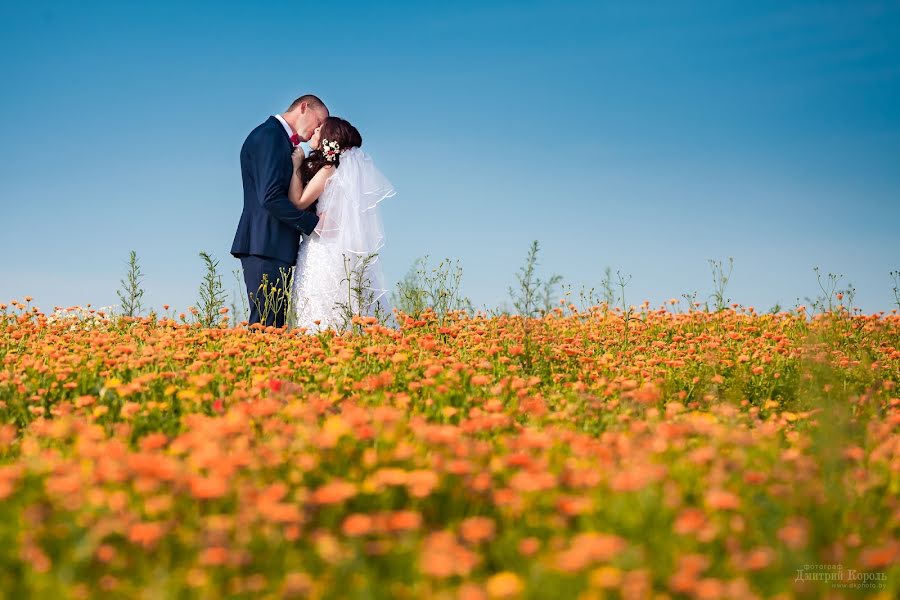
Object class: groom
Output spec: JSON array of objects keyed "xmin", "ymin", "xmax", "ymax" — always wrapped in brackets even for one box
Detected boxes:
[{"xmin": 231, "ymin": 95, "xmax": 329, "ymax": 327}]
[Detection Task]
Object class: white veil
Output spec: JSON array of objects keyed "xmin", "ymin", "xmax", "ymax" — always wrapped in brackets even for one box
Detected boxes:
[{"xmin": 314, "ymin": 147, "xmax": 396, "ymax": 314}]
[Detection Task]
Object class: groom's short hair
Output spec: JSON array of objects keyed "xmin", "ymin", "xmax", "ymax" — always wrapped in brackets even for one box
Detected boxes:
[{"xmin": 288, "ymin": 94, "xmax": 327, "ymax": 114}]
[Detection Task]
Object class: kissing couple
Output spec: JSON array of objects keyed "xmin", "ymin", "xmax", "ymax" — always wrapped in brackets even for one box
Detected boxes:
[{"xmin": 230, "ymin": 94, "xmax": 395, "ymax": 331}]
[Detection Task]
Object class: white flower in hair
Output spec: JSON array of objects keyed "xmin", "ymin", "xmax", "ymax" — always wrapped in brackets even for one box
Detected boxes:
[{"xmin": 322, "ymin": 138, "xmax": 341, "ymax": 162}]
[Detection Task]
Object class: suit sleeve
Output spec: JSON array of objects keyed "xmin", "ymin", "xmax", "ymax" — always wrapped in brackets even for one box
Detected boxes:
[{"xmin": 252, "ymin": 129, "xmax": 320, "ymax": 235}]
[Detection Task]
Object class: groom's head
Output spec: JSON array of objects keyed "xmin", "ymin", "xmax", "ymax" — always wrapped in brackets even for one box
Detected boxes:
[{"xmin": 284, "ymin": 95, "xmax": 329, "ymax": 142}]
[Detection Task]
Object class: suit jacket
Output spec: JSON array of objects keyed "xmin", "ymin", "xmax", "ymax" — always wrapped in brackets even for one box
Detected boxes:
[{"xmin": 230, "ymin": 116, "xmax": 320, "ymax": 263}]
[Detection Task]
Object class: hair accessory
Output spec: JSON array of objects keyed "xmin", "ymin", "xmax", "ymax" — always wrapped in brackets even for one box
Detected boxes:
[{"xmin": 322, "ymin": 139, "xmax": 341, "ymax": 162}]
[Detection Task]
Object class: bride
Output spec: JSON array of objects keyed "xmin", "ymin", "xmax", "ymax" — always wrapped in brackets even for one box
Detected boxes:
[{"xmin": 287, "ymin": 117, "xmax": 395, "ymax": 332}]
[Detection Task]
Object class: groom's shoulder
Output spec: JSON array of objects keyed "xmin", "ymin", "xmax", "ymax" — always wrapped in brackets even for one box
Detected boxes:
[
  {"xmin": 245, "ymin": 117, "xmax": 280, "ymax": 146},
  {"xmin": 248, "ymin": 117, "xmax": 278, "ymax": 138}
]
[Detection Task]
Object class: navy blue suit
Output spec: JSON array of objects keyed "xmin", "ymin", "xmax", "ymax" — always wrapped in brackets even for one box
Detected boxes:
[{"xmin": 231, "ymin": 116, "xmax": 319, "ymax": 327}]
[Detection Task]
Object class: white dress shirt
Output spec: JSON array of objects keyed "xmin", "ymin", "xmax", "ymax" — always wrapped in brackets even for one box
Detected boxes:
[{"xmin": 274, "ymin": 114, "xmax": 295, "ymax": 141}]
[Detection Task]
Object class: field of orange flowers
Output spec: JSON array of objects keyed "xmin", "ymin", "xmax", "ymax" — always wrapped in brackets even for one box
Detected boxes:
[{"xmin": 0, "ymin": 300, "xmax": 898, "ymax": 599}]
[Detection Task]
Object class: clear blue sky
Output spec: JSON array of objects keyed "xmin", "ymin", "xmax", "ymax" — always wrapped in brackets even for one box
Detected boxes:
[{"xmin": 1, "ymin": 0, "xmax": 898, "ymax": 314}]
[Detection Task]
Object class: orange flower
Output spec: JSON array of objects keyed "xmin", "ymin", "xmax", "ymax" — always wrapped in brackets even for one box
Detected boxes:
[
  {"xmin": 458, "ymin": 583, "xmax": 488, "ymax": 600},
  {"xmin": 281, "ymin": 572, "xmax": 313, "ymax": 598},
  {"xmin": 705, "ymin": 489, "xmax": 740, "ymax": 510},
  {"xmin": 199, "ymin": 546, "xmax": 229, "ymax": 566},
  {"xmin": 609, "ymin": 464, "xmax": 662, "ymax": 492},
  {"xmin": 406, "ymin": 469, "xmax": 439, "ymax": 498},
  {"xmin": 139, "ymin": 432, "xmax": 168, "ymax": 451},
  {"xmin": 258, "ymin": 501, "xmax": 302, "ymax": 524},
  {"xmin": 678, "ymin": 553, "xmax": 710, "ymax": 576},
  {"xmin": 555, "ymin": 533, "xmax": 626, "ymax": 572},
  {"xmin": 629, "ymin": 382, "xmax": 660, "ymax": 404},
  {"xmin": 371, "ymin": 467, "xmax": 407, "ymax": 487},
  {"xmin": 311, "ymin": 480, "xmax": 356, "ymax": 505},
  {"xmin": 508, "ymin": 470, "xmax": 555, "ymax": 493},
  {"xmin": 459, "ymin": 516, "xmax": 496, "ymax": 544},
  {"xmin": 777, "ymin": 518, "xmax": 808, "ymax": 549},
  {"xmin": 386, "ymin": 510, "xmax": 422, "ymax": 532},
  {"xmin": 674, "ymin": 508, "xmax": 708, "ymax": 535},
  {"xmin": 518, "ymin": 537, "xmax": 540, "ymax": 556},
  {"xmin": 342, "ymin": 513, "xmax": 373, "ymax": 537},
  {"xmin": 743, "ymin": 547, "xmax": 773, "ymax": 570},
  {"xmin": 74, "ymin": 395, "xmax": 95, "ymax": 408},
  {"xmin": 188, "ymin": 474, "xmax": 228, "ymax": 500},
  {"xmin": 860, "ymin": 542, "xmax": 899, "ymax": 568},
  {"xmin": 694, "ymin": 577, "xmax": 725, "ymax": 600},
  {"xmin": 420, "ymin": 531, "xmax": 479, "ymax": 578},
  {"xmin": 96, "ymin": 544, "xmax": 116, "ymax": 563},
  {"xmin": 128, "ymin": 521, "xmax": 164, "ymax": 549}
]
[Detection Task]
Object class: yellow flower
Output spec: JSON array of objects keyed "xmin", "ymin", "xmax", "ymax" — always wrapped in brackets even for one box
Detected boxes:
[
  {"xmin": 176, "ymin": 389, "xmax": 198, "ymax": 401},
  {"xmin": 590, "ymin": 566, "xmax": 623, "ymax": 589},
  {"xmin": 486, "ymin": 572, "xmax": 524, "ymax": 599}
]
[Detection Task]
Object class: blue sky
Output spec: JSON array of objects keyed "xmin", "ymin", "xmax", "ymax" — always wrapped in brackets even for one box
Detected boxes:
[{"xmin": 1, "ymin": 0, "xmax": 898, "ymax": 314}]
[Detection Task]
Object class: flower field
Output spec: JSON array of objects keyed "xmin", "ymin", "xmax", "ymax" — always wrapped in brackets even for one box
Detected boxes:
[{"xmin": 1, "ymin": 301, "xmax": 898, "ymax": 599}]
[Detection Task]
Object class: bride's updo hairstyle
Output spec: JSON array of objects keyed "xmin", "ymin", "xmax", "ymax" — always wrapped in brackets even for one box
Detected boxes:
[{"xmin": 299, "ymin": 117, "xmax": 362, "ymax": 185}]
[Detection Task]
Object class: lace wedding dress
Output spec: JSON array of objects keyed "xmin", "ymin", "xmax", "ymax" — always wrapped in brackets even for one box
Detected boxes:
[{"xmin": 291, "ymin": 147, "xmax": 395, "ymax": 332}]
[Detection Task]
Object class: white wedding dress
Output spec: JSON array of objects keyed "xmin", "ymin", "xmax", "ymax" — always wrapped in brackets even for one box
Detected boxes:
[{"xmin": 291, "ymin": 147, "xmax": 395, "ymax": 332}]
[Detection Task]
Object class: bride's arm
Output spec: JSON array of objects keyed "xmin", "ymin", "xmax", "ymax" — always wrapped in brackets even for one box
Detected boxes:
[
  {"xmin": 288, "ymin": 147, "xmax": 306, "ymax": 209},
  {"xmin": 293, "ymin": 165, "xmax": 335, "ymax": 210}
]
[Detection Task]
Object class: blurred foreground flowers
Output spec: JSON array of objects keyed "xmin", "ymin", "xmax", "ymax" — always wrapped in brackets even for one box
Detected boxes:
[{"xmin": 0, "ymin": 301, "xmax": 898, "ymax": 599}]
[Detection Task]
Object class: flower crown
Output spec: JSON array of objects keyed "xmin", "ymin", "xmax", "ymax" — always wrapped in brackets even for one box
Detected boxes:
[{"xmin": 321, "ymin": 138, "xmax": 341, "ymax": 162}]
